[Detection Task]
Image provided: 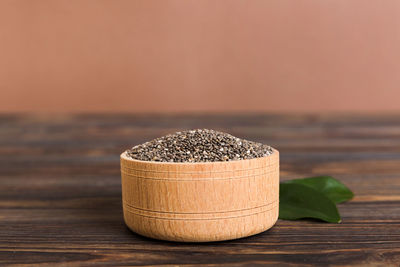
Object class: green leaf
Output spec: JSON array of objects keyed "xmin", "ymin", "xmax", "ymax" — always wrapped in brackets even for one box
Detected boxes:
[
  {"xmin": 279, "ymin": 183, "xmax": 341, "ymax": 223},
  {"xmin": 282, "ymin": 176, "xmax": 354, "ymax": 204}
]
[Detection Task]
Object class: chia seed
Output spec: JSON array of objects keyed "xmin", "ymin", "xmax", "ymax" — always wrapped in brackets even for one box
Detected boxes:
[{"xmin": 126, "ymin": 129, "xmax": 273, "ymax": 163}]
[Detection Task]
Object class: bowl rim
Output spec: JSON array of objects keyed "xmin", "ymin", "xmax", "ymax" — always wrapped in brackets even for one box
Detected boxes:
[{"xmin": 120, "ymin": 147, "xmax": 277, "ymax": 166}]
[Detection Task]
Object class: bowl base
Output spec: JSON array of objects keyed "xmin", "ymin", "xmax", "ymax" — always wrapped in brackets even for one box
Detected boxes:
[{"xmin": 123, "ymin": 204, "xmax": 279, "ymax": 242}]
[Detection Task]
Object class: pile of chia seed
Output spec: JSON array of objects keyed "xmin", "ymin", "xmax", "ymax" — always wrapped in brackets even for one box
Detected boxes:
[{"xmin": 126, "ymin": 129, "xmax": 273, "ymax": 163}]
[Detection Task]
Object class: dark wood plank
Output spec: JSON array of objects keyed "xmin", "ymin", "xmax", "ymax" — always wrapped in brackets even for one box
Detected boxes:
[{"xmin": 1, "ymin": 114, "xmax": 400, "ymax": 266}]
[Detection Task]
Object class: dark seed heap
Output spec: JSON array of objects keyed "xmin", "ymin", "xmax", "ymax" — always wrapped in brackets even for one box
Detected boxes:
[{"xmin": 126, "ymin": 129, "xmax": 273, "ymax": 163}]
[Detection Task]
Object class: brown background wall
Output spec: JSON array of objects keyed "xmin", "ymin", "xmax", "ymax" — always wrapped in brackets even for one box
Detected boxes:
[{"xmin": 1, "ymin": 0, "xmax": 399, "ymax": 113}]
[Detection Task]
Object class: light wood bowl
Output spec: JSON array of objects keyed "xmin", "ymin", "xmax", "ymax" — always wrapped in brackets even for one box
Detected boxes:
[{"xmin": 120, "ymin": 148, "xmax": 279, "ymax": 242}]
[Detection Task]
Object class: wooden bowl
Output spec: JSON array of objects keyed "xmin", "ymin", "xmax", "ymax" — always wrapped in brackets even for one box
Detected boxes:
[{"xmin": 120, "ymin": 148, "xmax": 279, "ymax": 242}]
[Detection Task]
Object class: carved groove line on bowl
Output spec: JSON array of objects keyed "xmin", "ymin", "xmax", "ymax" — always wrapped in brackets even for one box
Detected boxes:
[
  {"xmin": 121, "ymin": 162, "xmax": 276, "ymax": 174},
  {"xmin": 121, "ymin": 167, "xmax": 278, "ymax": 181},
  {"xmin": 123, "ymin": 199, "xmax": 278, "ymax": 214},
  {"xmin": 123, "ymin": 201, "xmax": 279, "ymax": 220}
]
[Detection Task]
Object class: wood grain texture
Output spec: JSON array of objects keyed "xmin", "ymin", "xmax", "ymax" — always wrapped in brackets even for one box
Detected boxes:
[
  {"xmin": 121, "ymin": 150, "xmax": 279, "ymax": 242},
  {"xmin": 0, "ymin": 114, "xmax": 400, "ymax": 266}
]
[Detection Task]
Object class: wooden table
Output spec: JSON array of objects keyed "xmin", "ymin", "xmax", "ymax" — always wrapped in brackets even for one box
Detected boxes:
[{"xmin": 1, "ymin": 114, "xmax": 399, "ymax": 266}]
